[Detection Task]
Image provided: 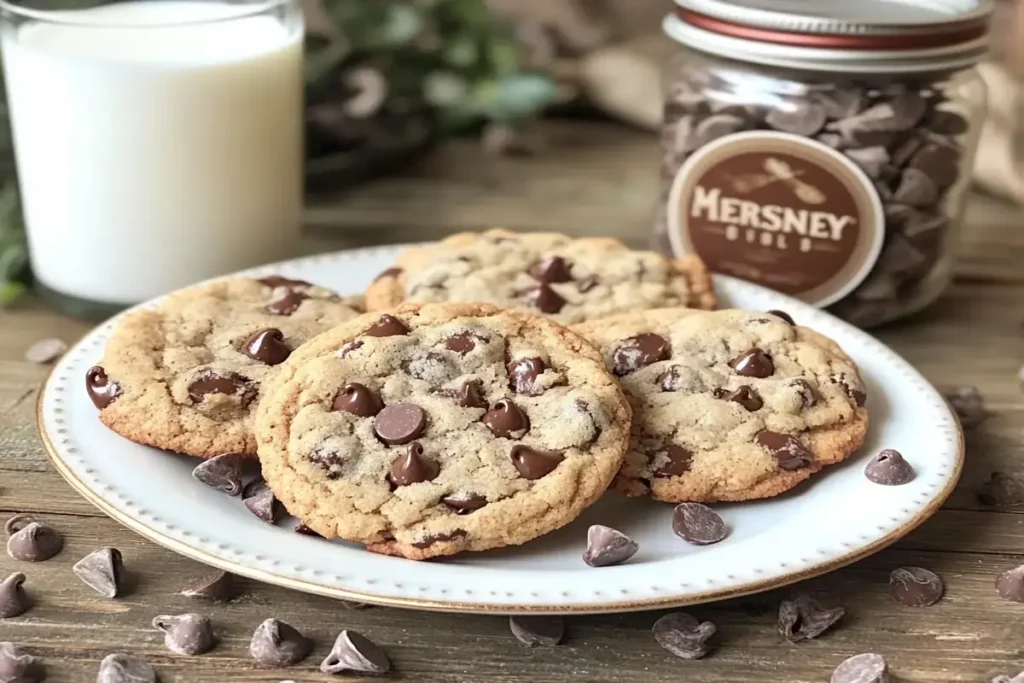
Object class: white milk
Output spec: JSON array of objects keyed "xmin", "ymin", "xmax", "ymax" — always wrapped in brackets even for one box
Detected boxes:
[{"xmin": 2, "ymin": 1, "xmax": 304, "ymax": 304}]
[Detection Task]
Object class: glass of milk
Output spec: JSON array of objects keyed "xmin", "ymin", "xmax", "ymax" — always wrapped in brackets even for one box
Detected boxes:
[{"xmin": 0, "ymin": 0, "xmax": 304, "ymax": 315}]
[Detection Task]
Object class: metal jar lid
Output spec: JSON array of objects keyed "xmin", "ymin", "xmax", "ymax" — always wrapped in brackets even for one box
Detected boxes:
[{"xmin": 664, "ymin": 0, "xmax": 993, "ymax": 73}]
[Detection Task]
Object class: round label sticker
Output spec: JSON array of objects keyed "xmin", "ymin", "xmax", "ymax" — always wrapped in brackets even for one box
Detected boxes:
[{"xmin": 667, "ymin": 131, "xmax": 884, "ymax": 307}]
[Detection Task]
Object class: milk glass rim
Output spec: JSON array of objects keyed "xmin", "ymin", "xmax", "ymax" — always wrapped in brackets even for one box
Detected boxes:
[{"xmin": 0, "ymin": 0, "xmax": 294, "ymax": 27}]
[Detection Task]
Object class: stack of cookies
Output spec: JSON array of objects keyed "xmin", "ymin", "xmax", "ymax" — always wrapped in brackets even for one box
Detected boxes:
[{"xmin": 86, "ymin": 229, "xmax": 868, "ymax": 561}]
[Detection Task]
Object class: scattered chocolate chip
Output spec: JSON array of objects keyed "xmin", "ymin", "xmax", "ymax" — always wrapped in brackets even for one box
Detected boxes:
[
  {"xmin": 25, "ymin": 338, "xmax": 66, "ymax": 364},
  {"xmin": 444, "ymin": 332, "xmax": 480, "ymax": 354},
  {"xmin": 259, "ymin": 275, "xmax": 312, "ymax": 289},
  {"xmin": 180, "ymin": 571, "xmax": 237, "ymax": 602},
  {"xmin": 889, "ymin": 566, "xmax": 943, "ymax": 607},
  {"xmin": 789, "ymin": 379, "xmax": 819, "ymax": 408},
  {"xmin": 978, "ymin": 472, "xmax": 1024, "ymax": 508},
  {"xmin": 73, "ymin": 548, "xmax": 123, "ymax": 598},
  {"xmin": 864, "ymin": 449, "xmax": 915, "ymax": 486},
  {"xmin": 530, "ymin": 256, "xmax": 573, "ymax": 284},
  {"xmin": 332, "ymin": 383, "xmax": 383, "ymax": 417},
  {"xmin": 441, "ymin": 492, "xmax": 488, "ymax": 515},
  {"xmin": 730, "ymin": 348, "xmax": 774, "ymax": 378},
  {"xmin": 389, "ymin": 443, "xmax": 439, "ymax": 487},
  {"xmin": 320, "ymin": 630, "xmax": 391, "ymax": 675},
  {"xmin": 511, "ymin": 445, "xmax": 564, "ymax": 480},
  {"xmin": 652, "ymin": 613, "xmax": 716, "ymax": 660},
  {"xmin": 481, "ymin": 400, "xmax": 530, "ymax": 438},
  {"xmin": 96, "ymin": 653, "xmax": 156, "ymax": 683},
  {"xmin": 507, "ymin": 357, "xmax": 547, "ymax": 395},
  {"xmin": 191, "ymin": 454, "xmax": 246, "ymax": 496},
  {"xmin": 767, "ymin": 101, "xmax": 827, "ymax": 136},
  {"xmin": 583, "ymin": 525, "xmax": 638, "ymax": 567},
  {"xmin": 86, "ymin": 366, "xmax": 121, "ymax": 409},
  {"xmin": 767, "ymin": 310, "xmax": 795, "ymax": 325},
  {"xmin": 944, "ymin": 386, "xmax": 988, "ymax": 428},
  {"xmin": 523, "ymin": 284, "xmax": 567, "ymax": 314},
  {"xmin": 0, "ymin": 573, "xmax": 29, "ymax": 618},
  {"xmin": 651, "ymin": 444, "xmax": 693, "ymax": 477},
  {"xmin": 411, "ymin": 530, "xmax": 467, "ymax": 549},
  {"xmin": 714, "ymin": 385, "xmax": 763, "ymax": 411},
  {"xmin": 509, "ymin": 616, "xmax": 564, "ymax": 647},
  {"xmin": 364, "ymin": 314, "xmax": 409, "ymax": 337},
  {"xmin": 672, "ymin": 503, "xmax": 727, "ymax": 546},
  {"xmin": 153, "ymin": 613, "xmax": 214, "ymax": 656},
  {"xmin": 294, "ymin": 522, "xmax": 322, "ymax": 537},
  {"xmin": 778, "ymin": 594, "xmax": 845, "ymax": 643},
  {"xmin": 339, "ymin": 340, "xmax": 363, "ymax": 357},
  {"xmin": 5, "ymin": 516, "xmax": 62, "ymax": 562},
  {"xmin": 831, "ymin": 653, "xmax": 889, "ymax": 683},
  {"xmin": 243, "ymin": 481, "xmax": 280, "ymax": 524},
  {"xmin": 249, "ymin": 618, "xmax": 310, "ymax": 668},
  {"xmin": 373, "ymin": 267, "xmax": 402, "ymax": 282},
  {"xmin": 996, "ymin": 565, "xmax": 1024, "ymax": 603},
  {"xmin": 577, "ymin": 275, "xmax": 599, "ymax": 293},
  {"xmin": 266, "ymin": 289, "xmax": 308, "ymax": 316},
  {"xmin": 0, "ymin": 642, "xmax": 43, "ymax": 683},
  {"xmin": 242, "ymin": 328, "xmax": 290, "ymax": 365},
  {"xmin": 187, "ymin": 369, "xmax": 254, "ymax": 405},
  {"xmin": 612, "ymin": 334, "xmax": 671, "ymax": 376},
  {"xmin": 374, "ymin": 402, "xmax": 427, "ymax": 445},
  {"xmin": 756, "ymin": 431, "xmax": 814, "ymax": 471}
]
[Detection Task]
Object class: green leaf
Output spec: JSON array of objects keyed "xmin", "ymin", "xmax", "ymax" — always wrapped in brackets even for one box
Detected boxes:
[
  {"xmin": 381, "ymin": 4, "xmax": 424, "ymax": 46},
  {"xmin": 442, "ymin": 33, "xmax": 478, "ymax": 68},
  {"xmin": 473, "ymin": 73, "xmax": 558, "ymax": 122},
  {"xmin": 0, "ymin": 280, "xmax": 25, "ymax": 307},
  {"xmin": 487, "ymin": 38, "xmax": 520, "ymax": 75}
]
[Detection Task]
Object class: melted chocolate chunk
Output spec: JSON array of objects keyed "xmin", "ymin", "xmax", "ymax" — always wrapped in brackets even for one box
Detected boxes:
[
  {"xmin": 652, "ymin": 444, "xmax": 693, "ymax": 478},
  {"xmin": 412, "ymin": 529, "xmax": 467, "ymax": 549},
  {"xmin": 714, "ymin": 385, "xmax": 763, "ymax": 411},
  {"xmin": 187, "ymin": 369, "xmax": 254, "ymax": 405},
  {"xmin": 530, "ymin": 256, "xmax": 573, "ymax": 284},
  {"xmin": 755, "ymin": 431, "xmax": 813, "ymax": 471},
  {"xmin": 259, "ymin": 275, "xmax": 312, "ymax": 289},
  {"xmin": 441, "ymin": 493, "xmax": 488, "ymax": 515},
  {"xmin": 86, "ymin": 366, "xmax": 122, "ymax": 409},
  {"xmin": 364, "ymin": 314, "xmax": 409, "ymax": 337},
  {"xmin": 444, "ymin": 332, "xmax": 482, "ymax": 354},
  {"xmin": 242, "ymin": 328, "xmax": 290, "ymax": 365},
  {"xmin": 481, "ymin": 400, "xmax": 530, "ymax": 438},
  {"xmin": 524, "ymin": 284, "xmax": 567, "ymax": 314},
  {"xmin": 266, "ymin": 289, "xmax": 308, "ymax": 316},
  {"xmin": 507, "ymin": 357, "xmax": 547, "ymax": 395},
  {"xmin": 612, "ymin": 334, "xmax": 671, "ymax": 376},
  {"xmin": 332, "ymin": 383, "xmax": 384, "ymax": 417},
  {"xmin": 730, "ymin": 348, "xmax": 774, "ymax": 378},
  {"xmin": 510, "ymin": 445, "xmax": 564, "ymax": 480}
]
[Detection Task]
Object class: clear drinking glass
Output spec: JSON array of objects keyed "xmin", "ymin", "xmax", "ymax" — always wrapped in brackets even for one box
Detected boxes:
[{"xmin": 0, "ymin": 0, "xmax": 304, "ymax": 317}]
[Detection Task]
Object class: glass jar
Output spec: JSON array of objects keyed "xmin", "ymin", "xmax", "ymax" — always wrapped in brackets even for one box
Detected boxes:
[{"xmin": 654, "ymin": 0, "xmax": 991, "ymax": 327}]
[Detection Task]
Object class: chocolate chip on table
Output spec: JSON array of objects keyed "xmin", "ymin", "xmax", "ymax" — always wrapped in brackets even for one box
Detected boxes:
[
  {"xmin": 889, "ymin": 566, "xmax": 943, "ymax": 607},
  {"xmin": 863, "ymin": 449, "xmax": 915, "ymax": 486},
  {"xmin": 583, "ymin": 525, "xmax": 638, "ymax": 568},
  {"xmin": 242, "ymin": 328, "xmax": 290, "ymax": 366},
  {"xmin": 778, "ymin": 594, "xmax": 845, "ymax": 643},
  {"xmin": 523, "ymin": 284, "xmax": 567, "ymax": 314},
  {"xmin": 510, "ymin": 445, "xmax": 564, "ymax": 480},
  {"xmin": 652, "ymin": 444, "xmax": 693, "ymax": 477},
  {"xmin": 187, "ymin": 369, "xmax": 254, "ymax": 405},
  {"xmin": 73, "ymin": 548, "xmax": 123, "ymax": 598},
  {"xmin": 389, "ymin": 443, "xmax": 440, "ymax": 487},
  {"xmin": 0, "ymin": 573, "xmax": 29, "ymax": 618},
  {"xmin": 153, "ymin": 613, "xmax": 215, "ymax": 656},
  {"xmin": 507, "ymin": 357, "xmax": 548, "ymax": 395},
  {"xmin": 24, "ymin": 338, "xmax": 67, "ymax": 364},
  {"xmin": 612, "ymin": 334, "xmax": 671, "ymax": 376},
  {"xmin": 0, "ymin": 642, "xmax": 44, "ymax": 683},
  {"xmin": 97, "ymin": 653, "xmax": 156, "ymax": 683},
  {"xmin": 191, "ymin": 454, "xmax": 246, "ymax": 497},
  {"xmin": 714, "ymin": 385, "xmax": 763, "ymax": 412},
  {"xmin": 996, "ymin": 565, "xmax": 1024, "ymax": 603},
  {"xmin": 442, "ymin": 492, "xmax": 488, "ymax": 514},
  {"xmin": 320, "ymin": 630, "xmax": 391, "ymax": 675},
  {"xmin": 830, "ymin": 653, "xmax": 889, "ymax": 683},
  {"xmin": 5, "ymin": 515, "xmax": 62, "ymax": 562},
  {"xmin": 249, "ymin": 618, "xmax": 310, "ymax": 668},
  {"xmin": 672, "ymin": 503, "xmax": 728, "ymax": 546},
  {"xmin": 482, "ymin": 400, "xmax": 530, "ymax": 438},
  {"xmin": 374, "ymin": 403, "xmax": 427, "ymax": 445},
  {"xmin": 978, "ymin": 472, "xmax": 1024, "ymax": 508},
  {"xmin": 332, "ymin": 383, "xmax": 383, "ymax": 418},
  {"xmin": 180, "ymin": 570, "xmax": 238, "ymax": 602},
  {"xmin": 531, "ymin": 256, "xmax": 573, "ymax": 284},
  {"xmin": 767, "ymin": 310, "xmax": 795, "ymax": 325},
  {"xmin": 265, "ymin": 289, "xmax": 308, "ymax": 316},
  {"xmin": 243, "ymin": 481, "xmax": 280, "ymax": 525},
  {"xmin": 363, "ymin": 314, "xmax": 409, "ymax": 337},
  {"xmin": 86, "ymin": 366, "xmax": 122, "ymax": 409},
  {"xmin": 730, "ymin": 348, "xmax": 774, "ymax": 378},
  {"xmin": 652, "ymin": 613, "xmax": 716, "ymax": 660},
  {"xmin": 509, "ymin": 616, "xmax": 564, "ymax": 647},
  {"xmin": 755, "ymin": 431, "xmax": 813, "ymax": 471},
  {"xmin": 944, "ymin": 386, "xmax": 988, "ymax": 428}
]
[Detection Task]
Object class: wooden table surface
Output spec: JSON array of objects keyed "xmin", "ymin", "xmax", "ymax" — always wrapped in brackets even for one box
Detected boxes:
[{"xmin": 3, "ymin": 122, "xmax": 1024, "ymax": 682}]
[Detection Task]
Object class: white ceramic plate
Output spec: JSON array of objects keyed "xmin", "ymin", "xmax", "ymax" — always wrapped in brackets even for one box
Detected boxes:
[{"xmin": 37, "ymin": 245, "xmax": 963, "ymax": 615}]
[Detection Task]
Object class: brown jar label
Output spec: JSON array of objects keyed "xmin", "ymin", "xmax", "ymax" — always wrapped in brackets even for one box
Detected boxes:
[{"xmin": 668, "ymin": 131, "xmax": 884, "ymax": 307}]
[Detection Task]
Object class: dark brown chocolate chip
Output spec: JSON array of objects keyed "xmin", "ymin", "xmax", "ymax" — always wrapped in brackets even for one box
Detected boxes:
[
  {"xmin": 978, "ymin": 472, "xmax": 1024, "ymax": 509},
  {"xmin": 508, "ymin": 357, "xmax": 547, "ymax": 395},
  {"xmin": 389, "ymin": 443, "xmax": 439, "ymax": 487},
  {"xmin": 265, "ymin": 289, "xmax": 308, "ymax": 316},
  {"xmin": 577, "ymin": 275, "xmax": 599, "ymax": 293},
  {"xmin": 73, "ymin": 548, "xmax": 123, "ymax": 598},
  {"xmin": 339, "ymin": 339, "xmax": 364, "ymax": 357},
  {"xmin": 86, "ymin": 366, "xmax": 122, "ymax": 409},
  {"xmin": 249, "ymin": 618, "xmax": 310, "ymax": 667},
  {"xmin": 97, "ymin": 653, "xmax": 155, "ymax": 683},
  {"xmin": 442, "ymin": 492, "xmax": 488, "ymax": 515},
  {"xmin": 657, "ymin": 366, "xmax": 704, "ymax": 393},
  {"xmin": 790, "ymin": 379, "xmax": 819, "ymax": 408},
  {"xmin": 832, "ymin": 374, "xmax": 867, "ymax": 408},
  {"xmin": 187, "ymin": 369, "xmax": 254, "ymax": 405},
  {"xmin": 831, "ymin": 653, "xmax": 889, "ymax": 683},
  {"xmin": 778, "ymin": 594, "xmax": 845, "ymax": 642},
  {"xmin": 652, "ymin": 444, "xmax": 693, "ymax": 478},
  {"xmin": 511, "ymin": 445, "xmax": 564, "ymax": 480},
  {"xmin": 996, "ymin": 565, "xmax": 1024, "ymax": 603},
  {"xmin": 364, "ymin": 314, "xmax": 409, "ymax": 337},
  {"xmin": 320, "ymin": 630, "xmax": 391, "ymax": 674},
  {"xmin": 766, "ymin": 101, "xmax": 827, "ymax": 136},
  {"xmin": 25, "ymin": 337, "xmax": 67, "ymax": 364},
  {"xmin": 0, "ymin": 642, "xmax": 43, "ymax": 683},
  {"xmin": 844, "ymin": 145, "xmax": 890, "ymax": 178},
  {"xmin": 481, "ymin": 400, "xmax": 530, "ymax": 438},
  {"xmin": 813, "ymin": 88, "xmax": 865, "ymax": 120},
  {"xmin": 411, "ymin": 529, "xmax": 467, "ymax": 549},
  {"xmin": 909, "ymin": 142, "xmax": 961, "ymax": 188},
  {"xmin": 672, "ymin": 503, "xmax": 728, "ymax": 546},
  {"xmin": 583, "ymin": 525, "xmax": 638, "ymax": 568},
  {"xmin": 332, "ymin": 383, "xmax": 383, "ymax": 417},
  {"xmin": 730, "ymin": 348, "xmax": 774, "ymax": 378},
  {"xmin": 767, "ymin": 309, "xmax": 794, "ymax": 325},
  {"xmin": 309, "ymin": 446, "xmax": 346, "ymax": 478},
  {"xmin": 944, "ymin": 385, "xmax": 987, "ymax": 428},
  {"xmin": 153, "ymin": 613, "xmax": 215, "ymax": 656},
  {"xmin": 374, "ymin": 403, "xmax": 427, "ymax": 445},
  {"xmin": 439, "ymin": 379, "xmax": 488, "ymax": 409},
  {"xmin": 530, "ymin": 256, "xmax": 573, "ymax": 284},
  {"xmin": 373, "ymin": 267, "xmax": 403, "ymax": 282},
  {"xmin": 5, "ymin": 515, "xmax": 63, "ymax": 562},
  {"xmin": 243, "ymin": 481, "xmax": 279, "ymax": 524},
  {"xmin": 652, "ymin": 613, "xmax": 716, "ymax": 660},
  {"xmin": 714, "ymin": 385, "xmax": 763, "ymax": 412},
  {"xmin": 756, "ymin": 431, "xmax": 814, "ymax": 471},
  {"xmin": 0, "ymin": 572, "xmax": 29, "ymax": 618},
  {"xmin": 180, "ymin": 570, "xmax": 237, "ymax": 602},
  {"xmin": 894, "ymin": 168, "xmax": 940, "ymax": 207},
  {"xmin": 865, "ymin": 449, "xmax": 915, "ymax": 486},
  {"xmin": 693, "ymin": 113, "xmax": 745, "ymax": 146},
  {"xmin": 928, "ymin": 110, "xmax": 969, "ymax": 136},
  {"xmin": 524, "ymin": 284, "xmax": 567, "ymax": 314},
  {"xmin": 612, "ymin": 334, "xmax": 671, "ymax": 376},
  {"xmin": 242, "ymin": 328, "xmax": 290, "ymax": 365},
  {"xmin": 889, "ymin": 566, "xmax": 943, "ymax": 607},
  {"xmin": 294, "ymin": 522, "xmax": 322, "ymax": 537},
  {"xmin": 191, "ymin": 453, "xmax": 246, "ymax": 496},
  {"xmin": 259, "ymin": 275, "xmax": 312, "ymax": 289},
  {"xmin": 509, "ymin": 616, "xmax": 564, "ymax": 647},
  {"xmin": 444, "ymin": 332, "xmax": 481, "ymax": 354}
]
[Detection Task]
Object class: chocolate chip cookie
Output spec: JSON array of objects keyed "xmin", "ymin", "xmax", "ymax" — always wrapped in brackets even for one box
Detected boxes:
[
  {"xmin": 254, "ymin": 303, "xmax": 631, "ymax": 560},
  {"xmin": 364, "ymin": 229, "xmax": 716, "ymax": 325},
  {"xmin": 574, "ymin": 309, "xmax": 868, "ymax": 502},
  {"xmin": 89, "ymin": 277, "xmax": 363, "ymax": 458}
]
